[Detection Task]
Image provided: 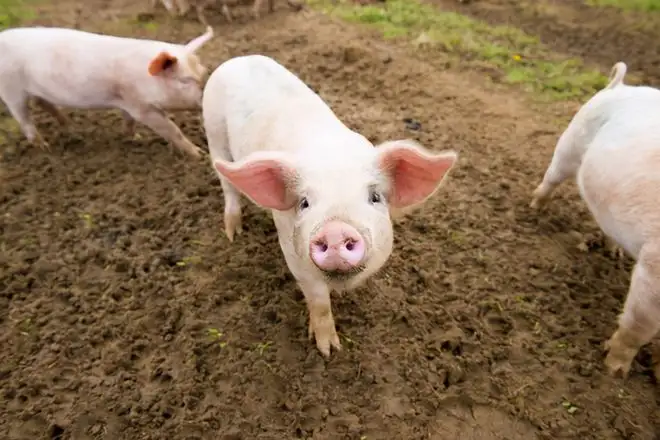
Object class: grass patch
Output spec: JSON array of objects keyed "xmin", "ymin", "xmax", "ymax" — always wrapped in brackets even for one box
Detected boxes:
[
  {"xmin": 307, "ymin": 0, "xmax": 608, "ymax": 100},
  {"xmin": 586, "ymin": 0, "xmax": 660, "ymax": 12},
  {"xmin": 0, "ymin": 0, "xmax": 37, "ymax": 29}
]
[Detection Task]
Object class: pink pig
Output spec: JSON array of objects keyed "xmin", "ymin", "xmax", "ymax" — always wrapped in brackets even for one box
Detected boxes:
[
  {"xmin": 151, "ymin": 0, "xmax": 302, "ymax": 25},
  {"xmin": 0, "ymin": 25, "xmax": 214, "ymax": 157},
  {"xmin": 531, "ymin": 61, "xmax": 660, "ymax": 378},
  {"xmin": 202, "ymin": 55, "xmax": 458, "ymax": 356}
]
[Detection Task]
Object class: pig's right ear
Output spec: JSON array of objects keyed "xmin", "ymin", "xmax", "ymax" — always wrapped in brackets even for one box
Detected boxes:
[
  {"xmin": 148, "ymin": 51, "xmax": 179, "ymax": 76},
  {"xmin": 214, "ymin": 153, "xmax": 298, "ymax": 211}
]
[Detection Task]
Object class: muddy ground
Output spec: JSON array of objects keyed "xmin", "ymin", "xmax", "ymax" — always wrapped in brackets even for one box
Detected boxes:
[{"xmin": 1, "ymin": 0, "xmax": 659, "ymax": 439}]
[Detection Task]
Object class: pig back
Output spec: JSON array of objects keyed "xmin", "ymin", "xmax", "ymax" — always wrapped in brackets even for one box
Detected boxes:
[{"xmin": 204, "ymin": 54, "xmax": 347, "ymax": 161}]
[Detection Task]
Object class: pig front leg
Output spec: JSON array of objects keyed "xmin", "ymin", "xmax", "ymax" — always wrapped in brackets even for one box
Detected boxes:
[
  {"xmin": 604, "ymin": 242, "xmax": 660, "ymax": 378},
  {"xmin": 299, "ymin": 279, "xmax": 341, "ymax": 357},
  {"xmin": 33, "ymin": 97, "xmax": 69, "ymax": 126},
  {"xmin": 208, "ymin": 121, "xmax": 243, "ymax": 242},
  {"xmin": 125, "ymin": 107, "xmax": 204, "ymax": 158}
]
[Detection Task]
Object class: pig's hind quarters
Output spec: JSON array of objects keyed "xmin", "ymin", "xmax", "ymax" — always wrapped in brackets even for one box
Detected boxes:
[
  {"xmin": 0, "ymin": 85, "xmax": 51, "ymax": 150},
  {"xmin": 604, "ymin": 241, "xmax": 660, "ymax": 378}
]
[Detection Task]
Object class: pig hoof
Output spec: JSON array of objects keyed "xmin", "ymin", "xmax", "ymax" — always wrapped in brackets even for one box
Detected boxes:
[
  {"xmin": 607, "ymin": 244, "xmax": 626, "ymax": 261},
  {"xmin": 186, "ymin": 146, "xmax": 204, "ymax": 158},
  {"xmin": 32, "ymin": 136, "xmax": 51, "ymax": 152},
  {"xmin": 603, "ymin": 333, "xmax": 636, "ymax": 378},
  {"xmin": 530, "ymin": 185, "xmax": 548, "ymax": 209},
  {"xmin": 530, "ymin": 194, "xmax": 546, "ymax": 209},
  {"xmin": 308, "ymin": 317, "xmax": 341, "ymax": 357},
  {"xmin": 224, "ymin": 213, "xmax": 243, "ymax": 242}
]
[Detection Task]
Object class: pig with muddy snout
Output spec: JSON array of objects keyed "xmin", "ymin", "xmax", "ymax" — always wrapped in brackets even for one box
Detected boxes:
[
  {"xmin": 531, "ymin": 61, "xmax": 660, "ymax": 379},
  {"xmin": 202, "ymin": 54, "xmax": 458, "ymax": 357}
]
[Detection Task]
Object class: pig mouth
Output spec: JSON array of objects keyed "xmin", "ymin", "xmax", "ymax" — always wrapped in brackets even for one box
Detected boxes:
[{"xmin": 321, "ymin": 264, "xmax": 366, "ymax": 283}]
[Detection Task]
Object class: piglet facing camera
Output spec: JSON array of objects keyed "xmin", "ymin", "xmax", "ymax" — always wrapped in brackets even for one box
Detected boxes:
[
  {"xmin": 0, "ymin": 25, "xmax": 214, "ymax": 157},
  {"xmin": 531, "ymin": 61, "xmax": 660, "ymax": 379},
  {"xmin": 202, "ymin": 54, "xmax": 458, "ymax": 357}
]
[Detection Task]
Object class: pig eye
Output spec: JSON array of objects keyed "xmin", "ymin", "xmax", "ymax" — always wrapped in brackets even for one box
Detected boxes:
[
  {"xmin": 369, "ymin": 190, "xmax": 382, "ymax": 204},
  {"xmin": 299, "ymin": 197, "xmax": 310, "ymax": 211}
]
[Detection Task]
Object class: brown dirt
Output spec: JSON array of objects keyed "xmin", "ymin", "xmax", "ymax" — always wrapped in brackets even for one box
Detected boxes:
[{"xmin": 1, "ymin": 0, "xmax": 659, "ymax": 439}]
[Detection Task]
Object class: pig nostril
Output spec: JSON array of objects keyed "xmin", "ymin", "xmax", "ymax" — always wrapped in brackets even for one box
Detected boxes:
[
  {"xmin": 345, "ymin": 239, "xmax": 355, "ymax": 251},
  {"xmin": 314, "ymin": 241, "xmax": 328, "ymax": 253}
]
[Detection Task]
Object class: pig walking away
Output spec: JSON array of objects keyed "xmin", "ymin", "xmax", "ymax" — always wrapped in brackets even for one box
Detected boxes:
[
  {"xmin": 0, "ymin": 26, "xmax": 214, "ymax": 157},
  {"xmin": 531, "ymin": 61, "xmax": 660, "ymax": 379},
  {"xmin": 151, "ymin": 0, "xmax": 303, "ymax": 25},
  {"xmin": 202, "ymin": 55, "xmax": 458, "ymax": 356},
  {"xmin": 152, "ymin": 0, "xmax": 215, "ymax": 25}
]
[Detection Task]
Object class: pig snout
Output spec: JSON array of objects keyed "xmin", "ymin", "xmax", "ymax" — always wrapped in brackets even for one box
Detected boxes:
[{"xmin": 310, "ymin": 221, "xmax": 366, "ymax": 272}]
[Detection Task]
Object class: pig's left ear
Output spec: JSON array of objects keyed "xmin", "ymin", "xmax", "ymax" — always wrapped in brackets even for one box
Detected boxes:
[
  {"xmin": 377, "ymin": 140, "xmax": 458, "ymax": 209},
  {"xmin": 148, "ymin": 51, "xmax": 178, "ymax": 76}
]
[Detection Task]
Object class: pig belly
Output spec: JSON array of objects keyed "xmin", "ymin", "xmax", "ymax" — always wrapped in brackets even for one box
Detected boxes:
[{"xmin": 25, "ymin": 76, "xmax": 117, "ymax": 110}]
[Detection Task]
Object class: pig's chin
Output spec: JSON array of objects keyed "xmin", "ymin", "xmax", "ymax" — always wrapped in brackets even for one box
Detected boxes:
[{"xmin": 321, "ymin": 265, "xmax": 368, "ymax": 290}]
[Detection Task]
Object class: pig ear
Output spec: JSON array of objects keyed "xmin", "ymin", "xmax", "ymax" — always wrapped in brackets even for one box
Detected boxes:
[
  {"xmin": 148, "ymin": 51, "xmax": 178, "ymax": 76},
  {"xmin": 214, "ymin": 153, "xmax": 298, "ymax": 211},
  {"xmin": 377, "ymin": 140, "xmax": 458, "ymax": 209}
]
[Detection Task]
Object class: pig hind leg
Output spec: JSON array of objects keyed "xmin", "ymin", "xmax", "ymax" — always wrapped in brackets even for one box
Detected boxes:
[
  {"xmin": 120, "ymin": 110, "xmax": 142, "ymax": 140},
  {"xmin": 604, "ymin": 241, "xmax": 660, "ymax": 378},
  {"xmin": 0, "ymin": 88, "xmax": 49, "ymax": 150},
  {"xmin": 207, "ymin": 118, "xmax": 243, "ymax": 242},
  {"xmin": 252, "ymin": 0, "xmax": 264, "ymax": 18},
  {"xmin": 530, "ymin": 136, "xmax": 582, "ymax": 209},
  {"xmin": 194, "ymin": 0, "xmax": 213, "ymax": 25}
]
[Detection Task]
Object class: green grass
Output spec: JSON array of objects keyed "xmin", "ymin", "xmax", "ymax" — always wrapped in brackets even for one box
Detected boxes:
[
  {"xmin": 308, "ymin": 0, "xmax": 609, "ymax": 101},
  {"xmin": 0, "ymin": 0, "xmax": 36, "ymax": 29},
  {"xmin": 586, "ymin": 0, "xmax": 660, "ymax": 12}
]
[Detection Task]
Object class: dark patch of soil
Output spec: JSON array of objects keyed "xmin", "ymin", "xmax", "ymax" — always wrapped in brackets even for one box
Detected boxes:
[{"xmin": 1, "ymin": 0, "xmax": 659, "ymax": 439}]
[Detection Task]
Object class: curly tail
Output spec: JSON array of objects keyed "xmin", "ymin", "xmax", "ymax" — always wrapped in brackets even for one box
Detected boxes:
[{"xmin": 604, "ymin": 62, "xmax": 627, "ymax": 90}]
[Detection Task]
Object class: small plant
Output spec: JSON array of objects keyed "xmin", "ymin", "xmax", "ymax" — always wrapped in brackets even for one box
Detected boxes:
[
  {"xmin": 0, "ymin": 0, "xmax": 37, "ymax": 30},
  {"xmin": 176, "ymin": 255, "xmax": 202, "ymax": 267},
  {"xmin": 254, "ymin": 341, "xmax": 273, "ymax": 355},
  {"xmin": 207, "ymin": 328, "xmax": 227, "ymax": 348},
  {"xmin": 562, "ymin": 400, "xmax": 578, "ymax": 415},
  {"xmin": 80, "ymin": 213, "xmax": 94, "ymax": 229},
  {"xmin": 339, "ymin": 332, "xmax": 357, "ymax": 347}
]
